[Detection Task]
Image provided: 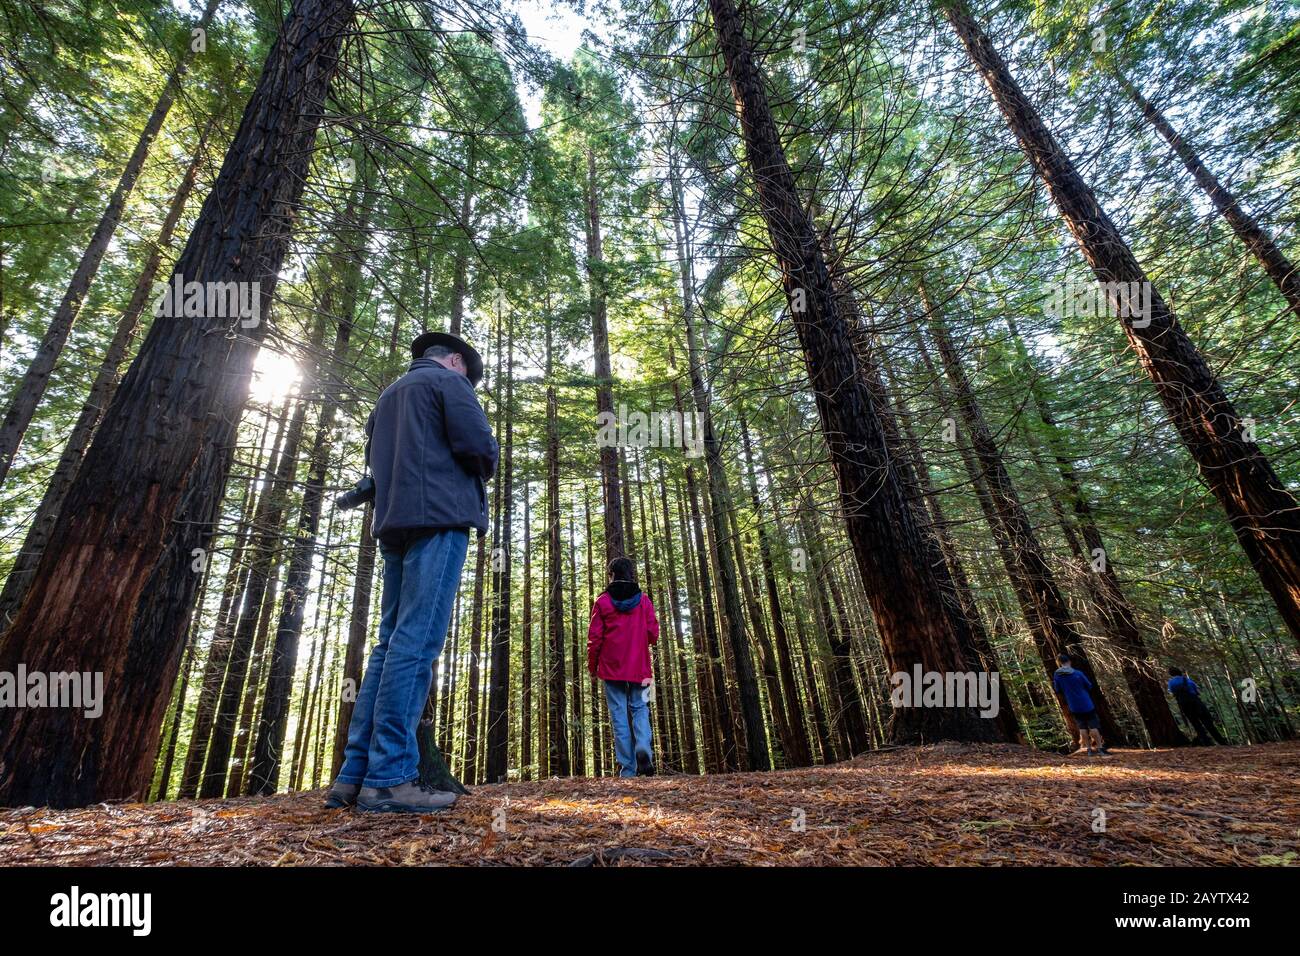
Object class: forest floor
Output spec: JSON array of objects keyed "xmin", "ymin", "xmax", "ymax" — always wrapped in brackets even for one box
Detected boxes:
[{"xmin": 1, "ymin": 742, "xmax": 1296, "ymax": 866}]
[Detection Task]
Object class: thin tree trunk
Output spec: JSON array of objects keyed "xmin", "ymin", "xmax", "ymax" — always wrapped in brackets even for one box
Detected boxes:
[
  {"xmin": 1117, "ymin": 72, "xmax": 1300, "ymax": 319},
  {"xmin": 200, "ymin": 319, "xmax": 321, "ymax": 800},
  {"xmin": 545, "ymin": 311, "xmax": 570, "ymax": 776},
  {"xmin": 586, "ymin": 148, "xmax": 624, "ymax": 563},
  {"xmin": 460, "ymin": 535, "xmax": 488, "ymax": 783},
  {"xmin": 670, "ymin": 170, "xmax": 769, "ymax": 770},
  {"xmin": 153, "ymin": 616, "xmax": 201, "ymax": 800},
  {"xmin": 682, "ymin": 450, "xmax": 739, "ymax": 768},
  {"xmin": 568, "ymin": 502, "xmax": 585, "ymax": 775},
  {"xmin": 440, "ymin": 595, "xmax": 461, "ymax": 759},
  {"xmin": 485, "ymin": 310, "xmax": 514, "ymax": 782},
  {"xmin": 657, "ymin": 462, "xmax": 700, "ymax": 773},
  {"xmin": 520, "ymin": 484, "xmax": 533, "ymax": 780},
  {"xmin": 584, "ymin": 492, "xmax": 605, "ymax": 777},
  {"xmin": 788, "ymin": 576, "xmax": 835, "ymax": 763},
  {"xmin": 178, "ymin": 401, "xmax": 287, "ymax": 798},
  {"xmin": 230, "ymin": 556, "xmax": 283, "ymax": 793},
  {"xmin": 739, "ymin": 414, "xmax": 812, "ymax": 766},
  {"xmin": 331, "ymin": 502, "xmax": 375, "ymax": 776},
  {"xmin": 0, "ymin": 119, "xmax": 213, "ymax": 627},
  {"xmin": 448, "ymin": 138, "xmax": 477, "ymax": 337},
  {"xmin": 0, "ymin": 0, "xmax": 223, "ymax": 487},
  {"xmin": 795, "ymin": 499, "xmax": 869, "ymax": 754}
]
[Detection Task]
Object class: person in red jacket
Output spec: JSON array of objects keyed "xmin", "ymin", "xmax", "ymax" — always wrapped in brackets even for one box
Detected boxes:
[{"xmin": 588, "ymin": 557, "xmax": 660, "ymax": 777}]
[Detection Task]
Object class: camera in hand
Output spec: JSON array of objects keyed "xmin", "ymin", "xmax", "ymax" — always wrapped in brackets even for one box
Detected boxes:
[{"xmin": 336, "ymin": 475, "xmax": 375, "ymax": 510}]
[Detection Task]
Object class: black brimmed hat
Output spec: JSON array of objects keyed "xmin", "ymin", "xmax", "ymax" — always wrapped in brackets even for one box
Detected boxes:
[{"xmin": 410, "ymin": 331, "xmax": 484, "ymax": 386}]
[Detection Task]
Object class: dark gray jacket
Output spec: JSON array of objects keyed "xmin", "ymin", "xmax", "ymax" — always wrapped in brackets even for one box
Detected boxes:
[{"xmin": 366, "ymin": 358, "xmax": 498, "ymax": 544}]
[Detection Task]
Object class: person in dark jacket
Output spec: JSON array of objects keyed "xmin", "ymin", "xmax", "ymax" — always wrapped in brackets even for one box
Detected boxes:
[
  {"xmin": 588, "ymin": 557, "xmax": 660, "ymax": 778},
  {"xmin": 1052, "ymin": 653, "xmax": 1109, "ymax": 756},
  {"xmin": 1167, "ymin": 667, "xmax": 1227, "ymax": 745},
  {"xmin": 327, "ymin": 332, "xmax": 497, "ymax": 813}
]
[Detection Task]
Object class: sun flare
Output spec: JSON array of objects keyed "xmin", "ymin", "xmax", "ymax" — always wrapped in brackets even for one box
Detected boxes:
[{"xmin": 249, "ymin": 348, "xmax": 301, "ymax": 405}]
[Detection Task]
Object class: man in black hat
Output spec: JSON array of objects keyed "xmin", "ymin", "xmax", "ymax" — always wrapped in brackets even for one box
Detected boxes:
[{"xmin": 327, "ymin": 331, "xmax": 496, "ymax": 813}]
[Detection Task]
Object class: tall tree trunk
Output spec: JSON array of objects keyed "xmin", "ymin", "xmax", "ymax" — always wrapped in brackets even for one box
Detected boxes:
[
  {"xmin": 461, "ymin": 535, "xmax": 488, "ymax": 783},
  {"xmin": 1117, "ymin": 72, "xmax": 1300, "ymax": 319},
  {"xmin": 536, "ymin": 561, "xmax": 549, "ymax": 779},
  {"xmin": 947, "ymin": 1, "xmax": 1300, "ymax": 645},
  {"xmin": 289, "ymin": 622, "xmax": 324, "ymax": 791},
  {"xmin": 836, "ymin": 269, "xmax": 1015, "ymax": 728},
  {"xmin": 727, "ymin": 501, "xmax": 786, "ymax": 765},
  {"xmin": 585, "ymin": 492, "xmax": 605, "ymax": 777},
  {"xmin": 485, "ymin": 310, "xmax": 514, "ymax": 782},
  {"xmin": 200, "ymin": 312, "xmax": 323, "ymax": 799},
  {"xmin": 230, "ymin": 555, "xmax": 283, "ymax": 793},
  {"xmin": 682, "ymin": 451, "xmax": 739, "ymax": 768},
  {"xmin": 795, "ymin": 499, "xmax": 869, "ymax": 754},
  {"xmin": 886, "ymin": 374, "xmax": 1022, "ymax": 742},
  {"xmin": 520, "ymin": 484, "xmax": 533, "ymax": 780},
  {"xmin": 668, "ymin": 346, "xmax": 736, "ymax": 769},
  {"xmin": 440, "ymin": 596, "xmax": 461, "ymax": 759},
  {"xmin": 788, "ymin": 576, "xmax": 836, "ymax": 763},
  {"xmin": 153, "ymin": 617, "xmax": 201, "ymax": 800},
  {"xmin": 586, "ymin": 148, "xmax": 624, "ymax": 563},
  {"xmin": 544, "ymin": 313, "xmax": 570, "ymax": 776},
  {"xmin": 706, "ymin": 0, "xmax": 1002, "ymax": 744},
  {"xmin": 567, "ymin": 503, "xmax": 585, "ymax": 775},
  {"xmin": 0, "ymin": 0, "xmax": 223, "ymax": 486},
  {"xmin": 448, "ymin": 138, "xmax": 477, "ymax": 337}
]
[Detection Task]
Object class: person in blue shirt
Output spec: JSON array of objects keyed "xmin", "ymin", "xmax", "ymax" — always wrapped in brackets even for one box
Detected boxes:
[
  {"xmin": 1167, "ymin": 667, "xmax": 1227, "ymax": 745},
  {"xmin": 1052, "ymin": 653, "xmax": 1110, "ymax": 756}
]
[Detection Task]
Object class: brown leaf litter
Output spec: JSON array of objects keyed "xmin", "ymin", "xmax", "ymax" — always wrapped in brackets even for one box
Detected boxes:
[{"xmin": 1, "ymin": 742, "xmax": 1296, "ymax": 866}]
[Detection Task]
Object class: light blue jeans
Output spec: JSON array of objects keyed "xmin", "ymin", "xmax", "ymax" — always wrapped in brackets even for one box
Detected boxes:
[
  {"xmin": 604, "ymin": 680, "xmax": 654, "ymax": 778},
  {"xmin": 337, "ymin": 529, "xmax": 469, "ymax": 788}
]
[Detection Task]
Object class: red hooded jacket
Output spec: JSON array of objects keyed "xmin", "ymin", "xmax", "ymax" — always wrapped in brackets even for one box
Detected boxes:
[{"xmin": 587, "ymin": 585, "xmax": 659, "ymax": 683}]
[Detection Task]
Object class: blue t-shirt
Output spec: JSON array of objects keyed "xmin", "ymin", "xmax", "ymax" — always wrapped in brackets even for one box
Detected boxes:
[
  {"xmin": 1052, "ymin": 667, "xmax": 1095, "ymax": 714},
  {"xmin": 1168, "ymin": 675, "xmax": 1200, "ymax": 698}
]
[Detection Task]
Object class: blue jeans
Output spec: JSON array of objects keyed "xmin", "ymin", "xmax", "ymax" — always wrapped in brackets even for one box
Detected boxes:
[
  {"xmin": 337, "ymin": 529, "xmax": 469, "ymax": 788},
  {"xmin": 604, "ymin": 680, "xmax": 653, "ymax": 778}
]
